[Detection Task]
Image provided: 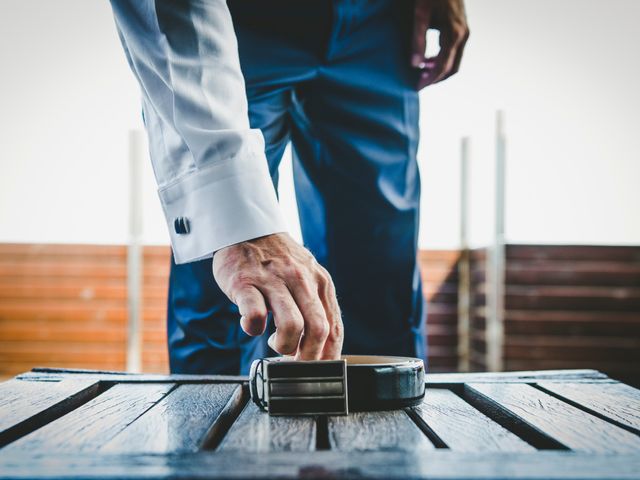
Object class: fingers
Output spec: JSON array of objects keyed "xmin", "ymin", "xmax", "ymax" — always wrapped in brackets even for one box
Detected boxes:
[
  {"xmin": 442, "ymin": 28, "xmax": 469, "ymax": 82},
  {"xmin": 262, "ymin": 285, "xmax": 304, "ymax": 356},
  {"xmin": 420, "ymin": 31, "xmax": 458, "ymax": 86},
  {"xmin": 412, "ymin": 0, "xmax": 470, "ymax": 90},
  {"xmin": 417, "ymin": 29, "xmax": 467, "ymax": 87},
  {"xmin": 316, "ymin": 269, "xmax": 343, "ymax": 360},
  {"xmin": 235, "ymin": 286, "xmax": 268, "ymax": 336},
  {"xmin": 212, "ymin": 233, "xmax": 343, "ymax": 361},
  {"xmin": 411, "ymin": 0, "xmax": 431, "ymax": 68},
  {"xmin": 287, "ymin": 279, "xmax": 330, "ymax": 361}
]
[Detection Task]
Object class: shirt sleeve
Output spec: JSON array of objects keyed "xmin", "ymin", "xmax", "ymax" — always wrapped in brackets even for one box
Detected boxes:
[{"xmin": 110, "ymin": 0, "xmax": 287, "ymax": 264}]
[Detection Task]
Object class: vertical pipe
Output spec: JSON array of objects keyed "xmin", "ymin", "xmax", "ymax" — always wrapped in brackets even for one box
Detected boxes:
[
  {"xmin": 457, "ymin": 137, "xmax": 471, "ymax": 372},
  {"xmin": 487, "ymin": 111, "xmax": 506, "ymax": 371},
  {"xmin": 126, "ymin": 130, "xmax": 144, "ymax": 373}
]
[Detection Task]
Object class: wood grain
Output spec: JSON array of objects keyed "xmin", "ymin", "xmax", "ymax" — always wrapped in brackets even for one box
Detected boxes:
[
  {"xmin": 505, "ymin": 244, "xmax": 640, "ymax": 261},
  {"xmin": 1, "ymin": 368, "xmax": 639, "ymax": 479},
  {"xmin": 217, "ymin": 402, "xmax": 315, "ymax": 452},
  {"xmin": 0, "ymin": 379, "xmax": 99, "ymax": 447},
  {"xmin": 327, "ymin": 410, "xmax": 434, "ymax": 452},
  {"xmin": 412, "ymin": 389, "xmax": 534, "ymax": 452},
  {"xmin": 0, "ymin": 451, "xmax": 639, "ymax": 479},
  {"xmin": 101, "ymin": 384, "xmax": 243, "ymax": 453},
  {"xmin": 17, "ymin": 367, "xmax": 604, "ymax": 385},
  {"xmin": 17, "ymin": 369, "xmax": 246, "ymax": 384},
  {"xmin": 536, "ymin": 382, "xmax": 640, "ymax": 433},
  {"xmin": 3, "ymin": 383, "xmax": 173, "ymax": 453},
  {"xmin": 0, "ymin": 244, "xmax": 463, "ymax": 376},
  {"xmin": 505, "ymin": 261, "xmax": 640, "ymax": 286},
  {"xmin": 425, "ymin": 368, "xmax": 608, "ymax": 384},
  {"xmin": 466, "ymin": 383, "xmax": 640, "ymax": 453}
]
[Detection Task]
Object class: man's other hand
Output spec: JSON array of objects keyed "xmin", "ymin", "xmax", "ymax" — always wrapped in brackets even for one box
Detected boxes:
[
  {"xmin": 213, "ymin": 233, "xmax": 343, "ymax": 360},
  {"xmin": 412, "ymin": 0, "xmax": 470, "ymax": 89}
]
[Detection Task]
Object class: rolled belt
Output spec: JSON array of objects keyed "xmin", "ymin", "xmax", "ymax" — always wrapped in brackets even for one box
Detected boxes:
[{"xmin": 249, "ymin": 355, "xmax": 426, "ymax": 416}]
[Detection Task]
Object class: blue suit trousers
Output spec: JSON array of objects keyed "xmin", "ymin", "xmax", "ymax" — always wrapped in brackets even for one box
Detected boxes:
[{"xmin": 167, "ymin": 0, "xmax": 426, "ymax": 375}]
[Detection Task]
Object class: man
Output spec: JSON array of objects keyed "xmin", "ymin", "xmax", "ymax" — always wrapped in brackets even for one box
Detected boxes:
[{"xmin": 110, "ymin": 0, "xmax": 468, "ymax": 374}]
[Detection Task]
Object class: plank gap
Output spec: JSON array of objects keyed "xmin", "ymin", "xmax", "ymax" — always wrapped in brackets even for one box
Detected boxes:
[
  {"xmin": 413, "ymin": 388, "xmax": 535, "ymax": 452},
  {"xmin": 202, "ymin": 384, "xmax": 249, "ymax": 451},
  {"xmin": 119, "ymin": 384, "xmax": 178, "ymax": 435},
  {"xmin": 3, "ymin": 383, "xmax": 176, "ymax": 453},
  {"xmin": 315, "ymin": 416, "xmax": 330, "ymax": 450},
  {"xmin": 533, "ymin": 383, "xmax": 640, "ymax": 436},
  {"xmin": 461, "ymin": 384, "xmax": 569, "ymax": 451},
  {"xmin": 404, "ymin": 407, "xmax": 449, "ymax": 448},
  {"xmin": 0, "ymin": 380, "xmax": 109, "ymax": 448},
  {"xmin": 100, "ymin": 383, "xmax": 244, "ymax": 454},
  {"xmin": 216, "ymin": 400, "xmax": 316, "ymax": 452}
]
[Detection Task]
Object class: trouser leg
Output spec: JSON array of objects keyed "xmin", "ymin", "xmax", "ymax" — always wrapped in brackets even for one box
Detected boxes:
[{"xmin": 290, "ymin": 0, "xmax": 426, "ymax": 359}]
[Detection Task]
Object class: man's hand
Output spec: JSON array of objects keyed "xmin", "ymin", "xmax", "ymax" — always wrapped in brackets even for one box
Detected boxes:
[
  {"xmin": 213, "ymin": 233, "xmax": 343, "ymax": 360},
  {"xmin": 411, "ymin": 0, "xmax": 470, "ymax": 90}
]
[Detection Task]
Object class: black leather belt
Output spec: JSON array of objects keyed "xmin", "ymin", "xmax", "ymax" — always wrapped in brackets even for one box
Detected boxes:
[{"xmin": 249, "ymin": 355, "xmax": 426, "ymax": 415}]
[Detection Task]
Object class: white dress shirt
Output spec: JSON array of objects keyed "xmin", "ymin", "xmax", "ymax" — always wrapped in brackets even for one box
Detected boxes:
[{"xmin": 110, "ymin": 0, "xmax": 287, "ymax": 264}]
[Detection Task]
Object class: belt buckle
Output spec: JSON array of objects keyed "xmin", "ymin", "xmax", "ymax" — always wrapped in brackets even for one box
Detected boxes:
[{"xmin": 249, "ymin": 358, "xmax": 348, "ymax": 416}]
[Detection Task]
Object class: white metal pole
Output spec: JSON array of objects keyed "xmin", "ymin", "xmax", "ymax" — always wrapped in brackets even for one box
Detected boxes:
[
  {"xmin": 487, "ymin": 111, "xmax": 506, "ymax": 371},
  {"xmin": 126, "ymin": 130, "xmax": 144, "ymax": 373},
  {"xmin": 457, "ymin": 137, "xmax": 471, "ymax": 372}
]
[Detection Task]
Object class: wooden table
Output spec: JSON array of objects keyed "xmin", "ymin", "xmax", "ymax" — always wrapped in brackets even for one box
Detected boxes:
[{"xmin": 1, "ymin": 368, "xmax": 639, "ymax": 479}]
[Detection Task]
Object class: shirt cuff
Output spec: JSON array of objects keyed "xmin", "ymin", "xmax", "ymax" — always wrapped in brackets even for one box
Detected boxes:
[{"xmin": 158, "ymin": 140, "xmax": 287, "ymax": 265}]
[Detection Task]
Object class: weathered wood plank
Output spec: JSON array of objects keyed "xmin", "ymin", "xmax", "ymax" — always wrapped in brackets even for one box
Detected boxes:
[
  {"xmin": 16, "ymin": 369, "xmax": 246, "ymax": 384},
  {"xmin": 465, "ymin": 383, "xmax": 640, "ymax": 453},
  {"xmin": 101, "ymin": 384, "xmax": 244, "ymax": 453},
  {"xmin": 16, "ymin": 367, "xmax": 606, "ymax": 385},
  {"xmin": 411, "ymin": 388, "xmax": 534, "ymax": 452},
  {"xmin": 3, "ymin": 383, "xmax": 173, "ymax": 453},
  {"xmin": 537, "ymin": 382, "xmax": 640, "ymax": 434},
  {"xmin": 328, "ymin": 410, "xmax": 434, "ymax": 452},
  {"xmin": 0, "ymin": 451, "xmax": 639, "ymax": 479},
  {"xmin": 425, "ymin": 368, "xmax": 609, "ymax": 384},
  {"xmin": 217, "ymin": 402, "xmax": 315, "ymax": 452},
  {"xmin": 0, "ymin": 379, "xmax": 100, "ymax": 447},
  {"xmin": 505, "ymin": 244, "xmax": 640, "ymax": 261}
]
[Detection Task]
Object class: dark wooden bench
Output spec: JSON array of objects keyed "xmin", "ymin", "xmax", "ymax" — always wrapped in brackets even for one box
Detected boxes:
[{"xmin": 1, "ymin": 367, "xmax": 639, "ymax": 479}]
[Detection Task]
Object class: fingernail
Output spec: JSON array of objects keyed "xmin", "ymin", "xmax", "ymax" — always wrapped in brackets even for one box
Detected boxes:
[{"xmin": 267, "ymin": 332, "xmax": 277, "ymax": 351}]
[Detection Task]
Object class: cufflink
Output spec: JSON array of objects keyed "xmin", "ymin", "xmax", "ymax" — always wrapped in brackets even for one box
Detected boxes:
[{"xmin": 174, "ymin": 217, "xmax": 190, "ymax": 235}]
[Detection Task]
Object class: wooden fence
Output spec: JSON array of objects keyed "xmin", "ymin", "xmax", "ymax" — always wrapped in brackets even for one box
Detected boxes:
[
  {"xmin": 2, "ymin": 243, "xmax": 638, "ymax": 384},
  {"xmin": 0, "ymin": 244, "xmax": 459, "ymax": 378},
  {"xmin": 470, "ymin": 245, "xmax": 640, "ymax": 386}
]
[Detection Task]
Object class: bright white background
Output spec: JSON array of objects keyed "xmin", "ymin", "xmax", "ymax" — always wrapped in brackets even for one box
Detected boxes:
[{"xmin": 0, "ymin": 0, "xmax": 638, "ymax": 249}]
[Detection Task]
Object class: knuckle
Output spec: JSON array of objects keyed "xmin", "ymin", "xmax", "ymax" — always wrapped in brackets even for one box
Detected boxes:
[
  {"xmin": 289, "ymin": 265, "xmax": 307, "ymax": 283},
  {"xmin": 316, "ymin": 266, "xmax": 330, "ymax": 282},
  {"xmin": 456, "ymin": 26, "xmax": 470, "ymax": 44},
  {"xmin": 280, "ymin": 317, "xmax": 304, "ymax": 338},
  {"xmin": 277, "ymin": 258, "xmax": 299, "ymax": 279},
  {"xmin": 229, "ymin": 272, "xmax": 254, "ymax": 292},
  {"xmin": 316, "ymin": 267, "xmax": 334, "ymax": 291},
  {"xmin": 243, "ymin": 305, "xmax": 264, "ymax": 319},
  {"xmin": 453, "ymin": 24, "xmax": 467, "ymax": 38},
  {"xmin": 308, "ymin": 318, "xmax": 330, "ymax": 340},
  {"xmin": 317, "ymin": 264, "xmax": 330, "ymax": 278},
  {"xmin": 279, "ymin": 255, "xmax": 295, "ymax": 270},
  {"xmin": 325, "ymin": 278, "xmax": 337, "ymax": 299},
  {"xmin": 315, "ymin": 274, "xmax": 328, "ymax": 294}
]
